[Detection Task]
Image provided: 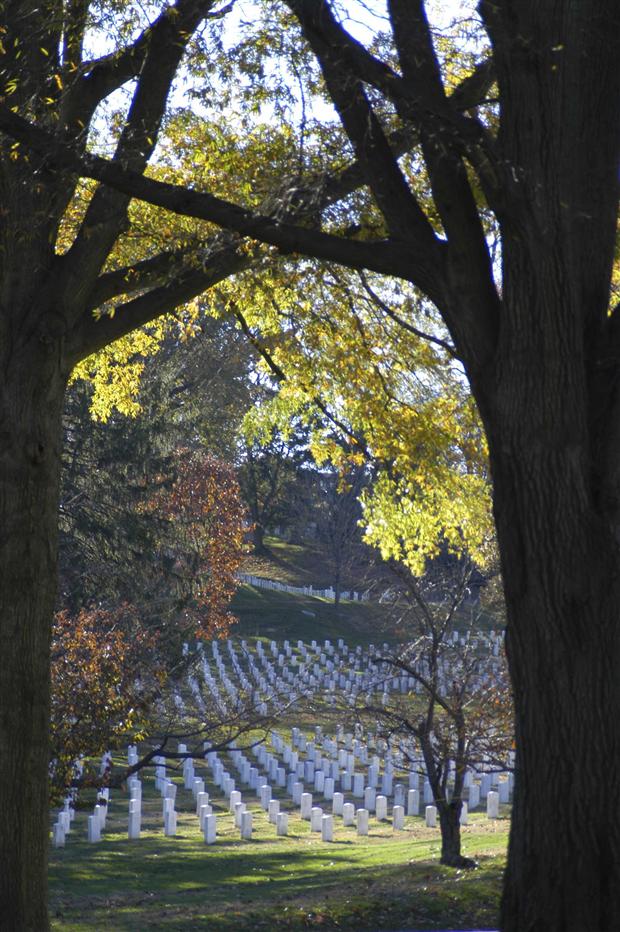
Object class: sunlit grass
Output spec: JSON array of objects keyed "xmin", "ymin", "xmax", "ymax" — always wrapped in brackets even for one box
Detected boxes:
[{"xmin": 50, "ymin": 759, "xmax": 507, "ymax": 931}]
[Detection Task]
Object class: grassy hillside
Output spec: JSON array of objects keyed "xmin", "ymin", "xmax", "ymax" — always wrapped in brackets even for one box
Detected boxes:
[
  {"xmin": 234, "ymin": 537, "xmax": 501, "ymax": 643},
  {"xmin": 229, "ymin": 585, "xmax": 396, "ymax": 646},
  {"xmin": 232, "ymin": 535, "xmax": 398, "ymax": 645},
  {"xmin": 241, "ymin": 536, "xmax": 385, "ymax": 594}
]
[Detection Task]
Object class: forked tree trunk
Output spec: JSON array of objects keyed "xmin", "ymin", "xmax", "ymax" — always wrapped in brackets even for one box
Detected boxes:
[
  {"xmin": 437, "ymin": 800, "xmax": 473, "ymax": 868},
  {"xmin": 0, "ymin": 347, "xmax": 66, "ymax": 931}
]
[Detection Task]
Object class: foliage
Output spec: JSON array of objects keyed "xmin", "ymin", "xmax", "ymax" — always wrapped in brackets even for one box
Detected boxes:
[
  {"xmin": 149, "ymin": 448, "xmax": 249, "ymax": 639},
  {"xmin": 225, "ymin": 263, "xmax": 494, "ymax": 574},
  {"xmin": 237, "ymin": 420, "xmax": 313, "ymax": 552},
  {"xmin": 50, "ymin": 606, "xmax": 160, "ymax": 802},
  {"xmin": 60, "ymin": 352, "xmax": 250, "ymax": 634}
]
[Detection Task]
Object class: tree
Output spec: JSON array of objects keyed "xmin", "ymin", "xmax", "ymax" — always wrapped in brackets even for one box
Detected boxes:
[
  {"xmin": 60, "ymin": 380, "xmax": 249, "ymax": 639},
  {"xmin": 50, "ymin": 605, "xmax": 161, "ymax": 803},
  {"xmin": 53, "ymin": 439, "xmax": 249, "ymax": 801},
  {"xmin": 313, "ymin": 462, "xmax": 371, "ymax": 605},
  {"xmin": 237, "ymin": 423, "xmax": 311, "ymax": 553},
  {"xmin": 363, "ymin": 563, "xmax": 513, "ymax": 868},
  {"xmin": 0, "ymin": 3, "xmax": 618, "ymax": 930}
]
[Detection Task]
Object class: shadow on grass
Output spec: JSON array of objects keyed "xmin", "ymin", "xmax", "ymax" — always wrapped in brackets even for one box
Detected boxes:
[{"xmin": 50, "ymin": 833, "xmax": 503, "ymax": 932}]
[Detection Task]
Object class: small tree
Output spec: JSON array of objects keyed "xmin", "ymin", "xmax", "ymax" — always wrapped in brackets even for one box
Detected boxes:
[
  {"xmin": 364, "ymin": 563, "xmax": 513, "ymax": 868},
  {"xmin": 314, "ymin": 463, "xmax": 371, "ymax": 606},
  {"xmin": 50, "ymin": 606, "xmax": 161, "ymax": 802},
  {"xmin": 52, "ymin": 450, "xmax": 250, "ymax": 799}
]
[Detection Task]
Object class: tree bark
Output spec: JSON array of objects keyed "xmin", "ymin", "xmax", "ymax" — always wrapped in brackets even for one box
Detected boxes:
[
  {"xmin": 252, "ymin": 522, "xmax": 268, "ymax": 554},
  {"xmin": 486, "ymin": 404, "xmax": 620, "ymax": 931},
  {"xmin": 0, "ymin": 346, "xmax": 66, "ymax": 931},
  {"xmin": 437, "ymin": 801, "xmax": 473, "ymax": 868}
]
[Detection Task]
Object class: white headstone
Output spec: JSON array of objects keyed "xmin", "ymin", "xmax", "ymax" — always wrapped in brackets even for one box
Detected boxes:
[
  {"xmin": 235, "ymin": 802, "xmax": 248, "ymax": 829},
  {"xmin": 268, "ymin": 799, "xmax": 280, "ymax": 824},
  {"xmin": 356, "ymin": 808, "xmax": 369, "ymax": 835},
  {"xmin": 392, "ymin": 805, "xmax": 405, "ymax": 830},
  {"xmin": 276, "ymin": 812, "xmax": 288, "ymax": 836},
  {"xmin": 164, "ymin": 809, "xmax": 177, "ymax": 836},
  {"xmin": 342, "ymin": 802, "xmax": 355, "ymax": 826},
  {"xmin": 241, "ymin": 811, "xmax": 253, "ymax": 839},
  {"xmin": 259, "ymin": 784, "xmax": 272, "ymax": 810},
  {"xmin": 201, "ymin": 803, "xmax": 214, "ymax": 829},
  {"xmin": 425, "ymin": 805, "xmax": 437, "ymax": 828},
  {"xmin": 300, "ymin": 792, "xmax": 313, "ymax": 819},
  {"xmin": 204, "ymin": 813, "xmax": 217, "ymax": 844},
  {"xmin": 310, "ymin": 806, "xmax": 323, "ymax": 831},
  {"xmin": 128, "ymin": 804, "xmax": 141, "ymax": 840},
  {"xmin": 376, "ymin": 795, "xmax": 388, "ymax": 821},
  {"xmin": 364, "ymin": 786, "xmax": 376, "ymax": 812},
  {"xmin": 407, "ymin": 788, "xmax": 420, "ymax": 816},
  {"xmin": 87, "ymin": 815, "xmax": 100, "ymax": 843},
  {"xmin": 321, "ymin": 814, "xmax": 334, "ymax": 842},
  {"xmin": 94, "ymin": 803, "xmax": 106, "ymax": 830},
  {"xmin": 487, "ymin": 790, "xmax": 500, "ymax": 819}
]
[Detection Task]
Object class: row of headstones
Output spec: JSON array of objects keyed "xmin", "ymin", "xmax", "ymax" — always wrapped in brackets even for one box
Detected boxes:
[
  {"xmin": 194, "ymin": 637, "xmax": 407, "ymax": 717},
  {"xmin": 52, "ymin": 787, "xmax": 111, "ymax": 848},
  {"xmin": 191, "ymin": 635, "xmax": 505, "ymax": 724},
  {"xmin": 210, "ymin": 741, "xmax": 506, "ymax": 837},
  {"xmin": 260, "ymin": 726, "xmax": 513, "ymax": 812},
  {"xmin": 53, "ymin": 736, "xmax": 506, "ymax": 849}
]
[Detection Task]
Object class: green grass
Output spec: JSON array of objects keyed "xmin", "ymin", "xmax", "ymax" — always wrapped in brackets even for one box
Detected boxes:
[
  {"xmin": 230, "ymin": 584, "xmax": 397, "ymax": 645},
  {"xmin": 241, "ymin": 536, "xmax": 379, "ymax": 592},
  {"xmin": 50, "ymin": 764, "xmax": 507, "ymax": 931},
  {"xmin": 49, "ymin": 546, "xmax": 508, "ymax": 931}
]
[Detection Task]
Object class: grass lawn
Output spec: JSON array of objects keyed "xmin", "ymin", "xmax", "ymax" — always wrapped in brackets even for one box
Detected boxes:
[
  {"xmin": 230, "ymin": 585, "xmax": 396, "ymax": 645},
  {"xmin": 241, "ymin": 537, "xmax": 377, "ymax": 591},
  {"xmin": 49, "ymin": 754, "xmax": 508, "ymax": 932},
  {"xmin": 48, "ymin": 544, "xmax": 508, "ymax": 931}
]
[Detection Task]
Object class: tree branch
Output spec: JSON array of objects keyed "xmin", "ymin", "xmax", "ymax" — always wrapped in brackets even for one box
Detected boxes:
[
  {"xmin": 357, "ymin": 270, "xmax": 458, "ymax": 358},
  {"xmin": 66, "ymin": 241, "xmax": 254, "ymax": 364},
  {"xmin": 60, "ymin": 1, "xmax": 219, "ymax": 314},
  {"xmin": 286, "ymin": 0, "xmax": 444, "ymax": 257},
  {"xmin": 0, "ymin": 106, "xmax": 441, "ymax": 286}
]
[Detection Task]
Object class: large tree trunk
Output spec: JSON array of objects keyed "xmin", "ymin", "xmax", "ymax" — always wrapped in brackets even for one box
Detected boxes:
[
  {"xmin": 472, "ymin": 4, "xmax": 620, "ymax": 928},
  {"xmin": 481, "ymin": 228, "xmax": 620, "ymax": 927},
  {"xmin": 252, "ymin": 521, "xmax": 268, "ymax": 554},
  {"xmin": 489, "ymin": 424, "xmax": 620, "ymax": 931},
  {"xmin": 0, "ymin": 346, "xmax": 66, "ymax": 931}
]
